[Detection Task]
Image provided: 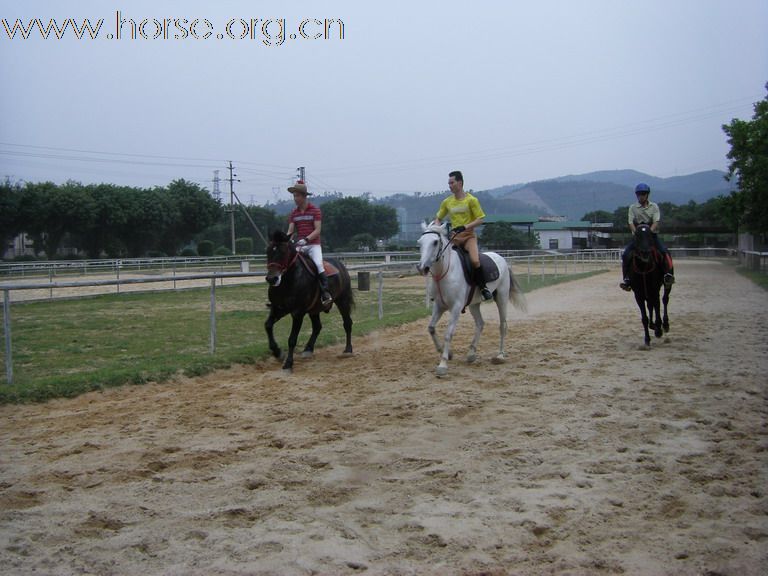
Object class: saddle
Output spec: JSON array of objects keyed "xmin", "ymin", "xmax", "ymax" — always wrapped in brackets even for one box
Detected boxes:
[
  {"xmin": 452, "ymin": 245, "xmax": 500, "ymax": 285},
  {"xmin": 296, "ymin": 253, "xmax": 340, "ymax": 277}
]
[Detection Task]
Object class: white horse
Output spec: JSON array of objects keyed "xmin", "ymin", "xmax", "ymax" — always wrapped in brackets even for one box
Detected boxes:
[{"xmin": 417, "ymin": 221, "xmax": 527, "ymax": 376}]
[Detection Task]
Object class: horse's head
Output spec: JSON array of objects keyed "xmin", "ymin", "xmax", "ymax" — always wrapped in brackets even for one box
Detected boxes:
[
  {"xmin": 416, "ymin": 221, "xmax": 448, "ymax": 275},
  {"xmin": 633, "ymin": 223, "xmax": 655, "ymax": 262},
  {"xmin": 265, "ymin": 230, "xmax": 296, "ymax": 286}
]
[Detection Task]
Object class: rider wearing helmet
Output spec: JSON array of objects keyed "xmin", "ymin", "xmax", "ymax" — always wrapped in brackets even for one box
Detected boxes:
[{"xmin": 619, "ymin": 183, "xmax": 675, "ymax": 291}]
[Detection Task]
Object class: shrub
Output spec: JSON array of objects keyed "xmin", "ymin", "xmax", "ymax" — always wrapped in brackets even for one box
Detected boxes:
[
  {"xmin": 235, "ymin": 237, "xmax": 253, "ymax": 254},
  {"xmin": 214, "ymin": 246, "xmax": 232, "ymax": 256},
  {"xmin": 197, "ymin": 240, "xmax": 214, "ymax": 256},
  {"xmin": 180, "ymin": 247, "xmax": 198, "ymax": 257}
]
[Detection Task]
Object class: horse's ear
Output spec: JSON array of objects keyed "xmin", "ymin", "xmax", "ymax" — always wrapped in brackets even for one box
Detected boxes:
[{"xmin": 421, "ymin": 221, "xmax": 428, "ymax": 232}]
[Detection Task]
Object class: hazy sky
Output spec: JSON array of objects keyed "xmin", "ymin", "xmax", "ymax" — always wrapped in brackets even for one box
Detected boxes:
[{"xmin": 1, "ymin": 0, "xmax": 766, "ymax": 204}]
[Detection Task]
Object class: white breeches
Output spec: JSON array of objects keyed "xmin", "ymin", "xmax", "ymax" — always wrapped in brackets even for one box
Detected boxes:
[{"xmin": 299, "ymin": 244, "xmax": 324, "ymax": 273}]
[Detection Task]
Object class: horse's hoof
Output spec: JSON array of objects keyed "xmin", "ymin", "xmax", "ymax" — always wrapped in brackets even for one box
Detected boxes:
[
  {"xmin": 466, "ymin": 353, "xmax": 477, "ymax": 364},
  {"xmin": 491, "ymin": 355, "xmax": 506, "ymax": 365},
  {"xmin": 638, "ymin": 343, "xmax": 651, "ymax": 351},
  {"xmin": 436, "ymin": 365, "xmax": 448, "ymax": 377},
  {"xmin": 282, "ymin": 367, "xmax": 293, "ymax": 373},
  {"xmin": 337, "ymin": 351, "xmax": 354, "ymax": 358},
  {"xmin": 301, "ymin": 351, "xmax": 314, "ymax": 359}
]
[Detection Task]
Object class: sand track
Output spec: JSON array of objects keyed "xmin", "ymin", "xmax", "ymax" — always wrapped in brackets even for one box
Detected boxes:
[{"xmin": 1, "ymin": 260, "xmax": 766, "ymax": 575}]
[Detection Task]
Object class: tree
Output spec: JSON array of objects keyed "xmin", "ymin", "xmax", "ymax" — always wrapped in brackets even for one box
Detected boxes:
[
  {"xmin": 195, "ymin": 204, "xmax": 281, "ymax": 255},
  {"xmin": 80, "ymin": 184, "xmax": 134, "ymax": 258},
  {"xmin": 0, "ymin": 179, "xmax": 21, "ymax": 255},
  {"xmin": 722, "ymin": 84, "xmax": 768, "ymax": 234},
  {"xmin": 480, "ymin": 222, "xmax": 539, "ymax": 250},
  {"xmin": 15, "ymin": 181, "xmax": 95, "ymax": 257},
  {"xmin": 350, "ymin": 233, "xmax": 376, "ymax": 250},
  {"xmin": 581, "ymin": 210, "xmax": 615, "ymax": 223},
  {"xmin": 119, "ymin": 187, "xmax": 174, "ymax": 257},
  {"xmin": 161, "ymin": 179, "xmax": 221, "ymax": 255},
  {"xmin": 321, "ymin": 197, "xmax": 398, "ymax": 250}
]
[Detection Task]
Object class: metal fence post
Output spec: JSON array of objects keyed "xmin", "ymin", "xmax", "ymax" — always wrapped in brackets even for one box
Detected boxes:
[
  {"xmin": 377, "ymin": 271, "xmax": 384, "ymax": 319},
  {"xmin": 3, "ymin": 289, "xmax": 12, "ymax": 385},
  {"xmin": 209, "ymin": 277, "xmax": 217, "ymax": 354}
]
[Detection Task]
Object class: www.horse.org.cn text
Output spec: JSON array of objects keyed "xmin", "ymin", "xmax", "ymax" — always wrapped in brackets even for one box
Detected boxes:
[{"xmin": 1, "ymin": 12, "xmax": 346, "ymax": 46}]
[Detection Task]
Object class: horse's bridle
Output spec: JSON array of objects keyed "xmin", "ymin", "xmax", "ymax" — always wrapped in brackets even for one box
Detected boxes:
[
  {"xmin": 630, "ymin": 225, "xmax": 661, "ymax": 279},
  {"xmin": 419, "ymin": 230, "xmax": 454, "ymax": 284},
  {"xmin": 266, "ymin": 242, "xmax": 299, "ymax": 275},
  {"xmin": 420, "ymin": 230, "xmax": 452, "ymax": 263}
]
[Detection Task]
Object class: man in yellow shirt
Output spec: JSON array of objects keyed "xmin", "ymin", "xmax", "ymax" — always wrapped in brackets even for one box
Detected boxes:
[{"xmin": 434, "ymin": 170, "xmax": 493, "ymax": 300}]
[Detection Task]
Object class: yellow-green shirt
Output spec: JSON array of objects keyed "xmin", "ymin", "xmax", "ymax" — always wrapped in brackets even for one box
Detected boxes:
[{"xmin": 436, "ymin": 193, "xmax": 486, "ymax": 228}]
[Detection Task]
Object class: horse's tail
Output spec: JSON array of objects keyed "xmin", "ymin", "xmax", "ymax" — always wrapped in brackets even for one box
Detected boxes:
[
  {"xmin": 508, "ymin": 268, "xmax": 528, "ymax": 313},
  {"xmin": 329, "ymin": 258, "xmax": 355, "ymax": 309}
]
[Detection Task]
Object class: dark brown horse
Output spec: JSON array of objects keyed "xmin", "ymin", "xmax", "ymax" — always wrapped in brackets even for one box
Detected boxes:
[
  {"xmin": 627, "ymin": 223, "xmax": 671, "ymax": 347},
  {"xmin": 264, "ymin": 230, "xmax": 354, "ymax": 371}
]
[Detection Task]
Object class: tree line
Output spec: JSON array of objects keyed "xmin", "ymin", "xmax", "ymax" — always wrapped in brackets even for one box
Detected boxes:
[
  {"xmin": 0, "ymin": 179, "xmax": 400, "ymax": 259},
  {"xmin": 581, "ymin": 195, "xmax": 739, "ymax": 232},
  {"xmin": 3, "ymin": 87, "xmax": 765, "ymax": 259}
]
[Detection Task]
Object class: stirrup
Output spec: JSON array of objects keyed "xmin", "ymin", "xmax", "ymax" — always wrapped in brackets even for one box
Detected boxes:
[
  {"xmin": 663, "ymin": 273, "xmax": 675, "ymax": 287},
  {"xmin": 619, "ymin": 279, "xmax": 631, "ymax": 292},
  {"xmin": 321, "ymin": 292, "xmax": 333, "ymax": 306},
  {"xmin": 480, "ymin": 287, "xmax": 493, "ymax": 301}
]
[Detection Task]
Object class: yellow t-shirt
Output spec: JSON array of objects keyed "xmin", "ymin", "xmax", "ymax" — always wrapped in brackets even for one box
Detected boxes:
[{"xmin": 436, "ymin": 193, "xmax": 486, "ymax": 228}]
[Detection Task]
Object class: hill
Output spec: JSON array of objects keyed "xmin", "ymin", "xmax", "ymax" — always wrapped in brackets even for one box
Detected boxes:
[
  {"xmin": 264, "ymin": 169, "xmax": 735, "ymax": 224},
  {"xmin": 484, "ymin": 169, "xmax": 734, "ymax": 220}
]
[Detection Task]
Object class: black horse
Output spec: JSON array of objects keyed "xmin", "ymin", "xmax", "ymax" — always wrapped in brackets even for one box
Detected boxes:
[
  {"xmin": 626, "ymin": 223, "xmax": 672, "ymax": 347},
  {"xmin": 264, "ymin": 230, "xmax": 354, "ymax": 371}
]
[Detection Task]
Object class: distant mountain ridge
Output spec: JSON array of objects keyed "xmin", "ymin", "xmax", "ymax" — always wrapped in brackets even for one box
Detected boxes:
[
  {"xmin": 480, "ymin": 169, "xmax": 734, "ymax": 220},
  {"xmin": 268, "ymin": 169, "xmax": 735, "ymax": 223}
]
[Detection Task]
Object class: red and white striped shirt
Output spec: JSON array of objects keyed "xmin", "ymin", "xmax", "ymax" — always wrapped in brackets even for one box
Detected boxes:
[{"xmin": 289, "ymin": 202, "xmax": 322, "ymax": 244}]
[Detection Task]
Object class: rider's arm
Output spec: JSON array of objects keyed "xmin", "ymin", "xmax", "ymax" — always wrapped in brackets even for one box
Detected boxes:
[
  {"xmin": 286, "ymin": 222, "xmax": 295, "ymax": 238},
  {"xmin": 650, "ymin": 204, "xmax": 661, "ymax": 233},
  {"xmin": 465, "ymin": 216, "xmax": 485, "ymax": 232},
  {"xmin": 304, "ymin": 220, "xmax": 321, "ymax": 243},
  {"xmin": 628, "ymin": 206, "xmax": 637, "ymax": 234}
]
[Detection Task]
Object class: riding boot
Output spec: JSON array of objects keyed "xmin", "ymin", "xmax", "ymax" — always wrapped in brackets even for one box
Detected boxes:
[
  {"xmin": 318, "ymin": 272, "xmax": 333, "ymax": 307},
  {"xmin": 619, "ymin": 257, "xmax": 631, "ymax": 291},
  {"xmin": 474, "ymin": 267, "xmax": 492, "ymax": 301}
]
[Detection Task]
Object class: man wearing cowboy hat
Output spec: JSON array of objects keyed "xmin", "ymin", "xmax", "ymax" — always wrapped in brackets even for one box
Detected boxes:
[{"xmin": 286, "ymin": 180, "xmax": 333, "ymax": 307}]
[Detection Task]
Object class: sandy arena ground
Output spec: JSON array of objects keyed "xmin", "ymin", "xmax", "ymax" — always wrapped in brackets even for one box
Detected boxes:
[{"xmin": 0, "ymin": 260, "xmax": 766, "ymax": 575}]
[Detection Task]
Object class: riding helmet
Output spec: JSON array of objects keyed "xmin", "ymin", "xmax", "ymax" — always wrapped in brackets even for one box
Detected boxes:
[{"xmin": 634, "ymin": 183, "xmax": 651, "ymax": 195}]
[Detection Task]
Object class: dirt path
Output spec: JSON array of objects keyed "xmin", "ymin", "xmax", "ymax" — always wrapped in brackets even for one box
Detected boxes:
[{"xmin": 1, "ymin": 260, "xmax": 766, "ymax": 575}]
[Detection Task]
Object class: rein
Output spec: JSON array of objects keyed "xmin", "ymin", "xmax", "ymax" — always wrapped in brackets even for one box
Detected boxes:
[
  {"xmin": 421, "ymin": 230, "xmax": 453, "ymax": 282},
  {"xmin": 267, "ymin": 243, "xmax": 299, "ymax": 274}
]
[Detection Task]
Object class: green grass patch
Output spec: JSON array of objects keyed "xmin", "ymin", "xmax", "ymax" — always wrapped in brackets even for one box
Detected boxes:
[
  {"xmin": 0, "ymin": 270, "xmax": 606, "ymax": 403},
  {"xmin": 736, "ymin": 266, "xmax": 768, "ymax": 291}
]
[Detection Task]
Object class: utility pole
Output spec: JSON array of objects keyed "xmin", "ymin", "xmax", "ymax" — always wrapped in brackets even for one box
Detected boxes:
[{"xmin": 227, "ymin": 161, "xmax": 239, "ymax": 254}]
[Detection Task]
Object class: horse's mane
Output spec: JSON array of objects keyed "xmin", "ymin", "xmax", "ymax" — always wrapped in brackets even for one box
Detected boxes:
[
  {"xmin": 271, "ymin": 230, "xmax": 291, "ymax": 243},
  {"xmin": 422, "ymin": 221, "xmax": 447, "ymax": 236}
]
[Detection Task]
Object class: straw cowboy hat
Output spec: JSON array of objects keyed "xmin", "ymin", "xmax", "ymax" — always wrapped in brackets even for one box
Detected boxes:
[{"xmin": 287, "ymin": 180, "xmax": 311, "ymax": 195}]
